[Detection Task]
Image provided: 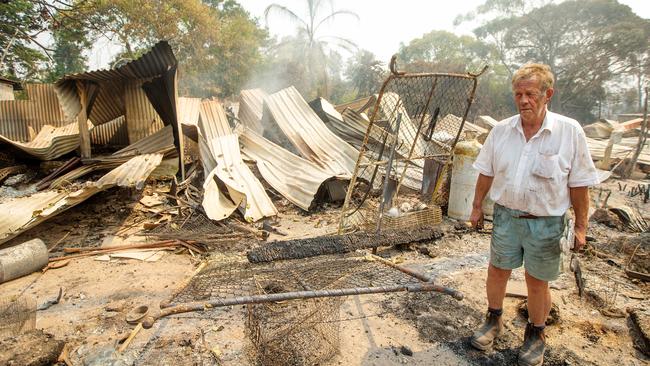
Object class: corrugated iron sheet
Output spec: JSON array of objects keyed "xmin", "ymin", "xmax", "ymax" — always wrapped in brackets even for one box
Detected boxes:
[
  {"xmin": 90, "ymin": 116, "xmax": 129, "ymax": 146},
  {"xmin": 475, "ymin": 115, "xmax": 497, "ymax": 131},
  {"xmin": 198, "ymin": 99, "xmax": 232, "ymax": 138},
  {"xmin": 198, "ymin": 100, "xmax": 277, "ymax": 222},
  {"xmin": 240, "ymin": 128, "xmax": 336, "ymax": 211},
  {"xmin": 587, "ymin": 136, "xmax": 650, "ymax": 165},
  {"xmin": 89, "ymin": 80, "xmax": 125, "ymax": 126},
  {"xmin": 0, "ymin": 153, "xmax": 163, "ymax": 245},
  {"xmin": 50, "ymin": 126, "xmax": 175, "ymax": 188},
  {"xmin": 0, "ymin": 84, "xmax": 68, "ymax": 142},
  {"xmin": 125, "ymin": 79, "xmax": 164, "ymax": 143},
  {"xmin": 311, "ymin": 99, "xmax": 423, "ymax": 191},
  {"xmin": 262, "ymin": 86, "xmax": 357, "ymax": 177},
  {"xmin": 177, "ymin": 97, "xmax": 201, "ymax": 126},
  {"xmin": 0, "ymin": 120, "xmax": 93, "ymax": 161},
  {"xmin": 238, "ymin": 89, "xmax": 266, "ymax": 133},
  {"xmin": 55, "ymin": 41, "xmax": 177, "ymax": 122},
  {"xmin": 112, "ymin": 125, "xmax": 175, "ymax": 158},
  {"xmin": 335, "ymin": 95, "xmax": 375, "ymax": 114}
]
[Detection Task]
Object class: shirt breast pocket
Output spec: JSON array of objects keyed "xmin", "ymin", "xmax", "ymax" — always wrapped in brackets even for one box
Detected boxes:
[{"xmin": 532, "ymin": 153, "xmax": 560, "ymax": 180}]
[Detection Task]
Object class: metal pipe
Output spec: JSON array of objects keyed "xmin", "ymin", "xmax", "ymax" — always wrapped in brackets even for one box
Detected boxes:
[{"xmin": 142, "ymin": 281, "xmax": 463, "ymax": 329}]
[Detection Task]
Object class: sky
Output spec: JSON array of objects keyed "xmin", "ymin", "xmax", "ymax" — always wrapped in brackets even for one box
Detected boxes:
[{"xmin": 88, "ymin": 0, "xmax": 650, "ymax": 70}]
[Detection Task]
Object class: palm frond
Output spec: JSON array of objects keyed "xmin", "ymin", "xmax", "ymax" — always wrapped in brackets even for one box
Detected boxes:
[{"xmin": 264, "ymin": 4, "xmax": 308, "ymax": 30}]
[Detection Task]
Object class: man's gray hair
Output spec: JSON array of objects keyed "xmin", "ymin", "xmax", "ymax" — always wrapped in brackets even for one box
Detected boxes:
[{"xmin": 512, "ymin": 63, "xmax": 554, "ymax": 91}]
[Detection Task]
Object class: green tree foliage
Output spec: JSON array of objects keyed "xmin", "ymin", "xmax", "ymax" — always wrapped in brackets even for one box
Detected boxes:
[
  {"xmin": 0, "ymin": 0, "xmax": 51, "ymax": 79},
  {"xmin": 466, "ymin": 0, "xmax": 650, "ymax": 122},
  {"xmin": 344, "ymin": 49, "xmax": 385, "ymax": 99},
  {"xmin": 46, "ymin": 20, "xmax": 91, "ymax": 82},
  {"xmin": 263, "ymin": 0, "xmax": 358, "ymax": 98},
  {"xmin": 84, "ymin": 0, "xmax": 267, "ymax": 97},
  {"xmin": 398, "ymin": 30, "xmax": 493, "ymax": 73}
]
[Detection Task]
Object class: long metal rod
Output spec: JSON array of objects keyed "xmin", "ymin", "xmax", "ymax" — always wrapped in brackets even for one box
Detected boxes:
[
  {"xmin": 142, "ymin": 282, "xmax": 463, "ymax": 329},
  {"xmin": 375, "ymin": 112, "xmax": 403, "ymax": 236}
]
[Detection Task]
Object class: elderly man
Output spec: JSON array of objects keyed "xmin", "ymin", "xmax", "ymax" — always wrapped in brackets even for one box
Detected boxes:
[{"xmin": 469, "ymin": 63, "xmax": 599, "ymax": 366}]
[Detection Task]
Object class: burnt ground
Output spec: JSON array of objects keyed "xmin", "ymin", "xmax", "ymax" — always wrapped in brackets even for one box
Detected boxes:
[{"xmin": 0, "ymin": 175, "xmax": 648, "ymax": 365}]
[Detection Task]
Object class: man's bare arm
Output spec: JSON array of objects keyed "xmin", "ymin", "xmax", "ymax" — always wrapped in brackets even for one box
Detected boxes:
[
  {"xmin": 569, "ymin": 186, "xmax": 590, "ymax": 251},
  {"xmin": 470, "ymin": 173, "xmax": 494, "ymax": 228}
]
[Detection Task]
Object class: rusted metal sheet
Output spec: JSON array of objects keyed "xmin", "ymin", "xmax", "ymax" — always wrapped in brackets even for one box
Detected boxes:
[
  {"xmin": 125, "ymin": 80, "xmax": 164, "ymax": 143},
  {"xmin": 0, "ymin": 153, "xmax": 163, "ymax": 245},
  {"xmin": 0, "ymin": 120, "xmax": 93, "ymax": 161},
  {"xmin": 49, "ymin": 126, "xmax": 175, "ymax": 189},
  {"xmin": 238, "ymin": 89, "xmax": 266, "ymax": 133},
  {"xmin": 90, "ymin": 116, "xmax": 129, "ymax": 146},
  {"xmin": 55, "ymin": 41, "xmax": 177, "ymax": 122},
  {"xmin": 177, "ymin": 97, "xmax": 201, "ymax": 127},
  {"xmin": 198, "ymin": 100, "xmax": 277, "ymax": 222},
  {"xmin": 262, "ymin": 86, "xmax": 357, "ymax": 177},
  {"xmin": 88, "ymin": 80, "xmax": 124, "ymax": 126},
  {"xmin": 334, "ymin": 95, "xmax": 375, "ymax": 114},
  {"xmin": 240, "ymin": 128, "xmax": 337, "ymax": 211},
  {"xmin": 0, "ymin": 84, "xmax": 68, "ymax": 142}
]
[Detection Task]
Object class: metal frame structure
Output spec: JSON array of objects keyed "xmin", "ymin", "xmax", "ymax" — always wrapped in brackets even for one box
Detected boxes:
[{"xmin": 337, "ymin": 57, "xmax": 487, "ymax": 233}]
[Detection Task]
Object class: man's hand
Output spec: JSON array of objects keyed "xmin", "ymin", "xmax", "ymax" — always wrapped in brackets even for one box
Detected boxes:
[
  {"xmin": 470, "ymin": 206, "xmax": 484, "ymax": 230},
  {"xmin": 573, "ymin": 225, "xmax": 586, "ymax": 252}
]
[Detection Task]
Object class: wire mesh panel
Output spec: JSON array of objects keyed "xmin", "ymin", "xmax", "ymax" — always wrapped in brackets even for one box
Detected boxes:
[
  {"xmin": 338, "ymin": 65, "xmax": 484, "ymax": 232},
  {"xmin": 145, "ymin": 212, "xmax": 251, "ymax": 244},
  {"xmin": 165, "ymin": 253, "xmax": 426, "ymax": 365},
  {"xmin": 168, "ymin": 253, "xmax": 423, "ymax": 305}
]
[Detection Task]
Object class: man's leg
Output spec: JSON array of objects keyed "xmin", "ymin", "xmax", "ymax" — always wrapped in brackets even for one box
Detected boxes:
[
  {"xmin": 487, "ymin": 263, "xmax": 512, "ymax": 310},
  {"xmin": 525, "ymin": 270, "xmax": 550, "ymax": 325}
]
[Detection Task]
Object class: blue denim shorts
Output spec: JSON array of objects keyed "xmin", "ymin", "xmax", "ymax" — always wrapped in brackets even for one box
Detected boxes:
[{"xmin": 490, "ymin": 204, "xmax": 565, "ymax": 281}]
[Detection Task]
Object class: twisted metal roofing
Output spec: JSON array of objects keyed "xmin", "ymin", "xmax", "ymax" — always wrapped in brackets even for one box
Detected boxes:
[
  {"xmin": 0, "ymin": 153, "xmax": 164, "ymax": 245},
  {"xmin": 0, "ymin": 121, "xmax": 93, "ymax": 161},
  {"xmin": 262, "ymin": 86, "xmax": 357, "ymax": 178},
  {"xmin": 240, "ymin": 128, "xmax": 337, "ymax": 211},
  {"xmin": 198, "ymin": 100, "xmax": 277, "ymax": 222}
]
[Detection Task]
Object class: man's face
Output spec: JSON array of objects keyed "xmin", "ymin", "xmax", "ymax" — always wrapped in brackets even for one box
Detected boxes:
[{"xmin": 513, "ymin": 77, "xmax": 553, "ymax": 124}]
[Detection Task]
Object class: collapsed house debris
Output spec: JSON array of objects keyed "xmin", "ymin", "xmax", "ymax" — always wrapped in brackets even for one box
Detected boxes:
[
  {"xmin": 0, "ymin": 153, "xmax": 164, "ymax": 245},
  {"xmin": 0, "ymin": 35, "xmax": 648, "ymax": 366}
]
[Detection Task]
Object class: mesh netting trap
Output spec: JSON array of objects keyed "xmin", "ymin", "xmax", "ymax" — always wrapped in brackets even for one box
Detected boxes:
[
  {"xmin": 337, "ymin": 60, "xmax": 486, "ymax": 232},
  {"xmin": 140, "ymin": 252, "xmax": 462, "ymax": 365},
  {"xmin": 0, "ymin": 295, "xmax": 36, "ymax": 339}
]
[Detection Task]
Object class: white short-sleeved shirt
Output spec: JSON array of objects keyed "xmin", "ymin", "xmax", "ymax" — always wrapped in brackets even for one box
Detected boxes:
[{"xmin": 473, "ymin": 110, "xmax": 599, "ymax": 217}]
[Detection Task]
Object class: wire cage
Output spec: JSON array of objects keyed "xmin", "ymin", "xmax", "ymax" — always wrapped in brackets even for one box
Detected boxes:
[
  {"xmin": 160, "ymin": 253, "xmax": 439, "ymax": 365},
  {"xmin": 0, "ymin": 295, "xmax": 36, "ymax": 339},
  {"xmin": 246, "ymin": 281, "xmax": 343, "ymax": 366},
  {"xmin": 337, "ymin": 60, "xmax": 486, "ymax": 233}
]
